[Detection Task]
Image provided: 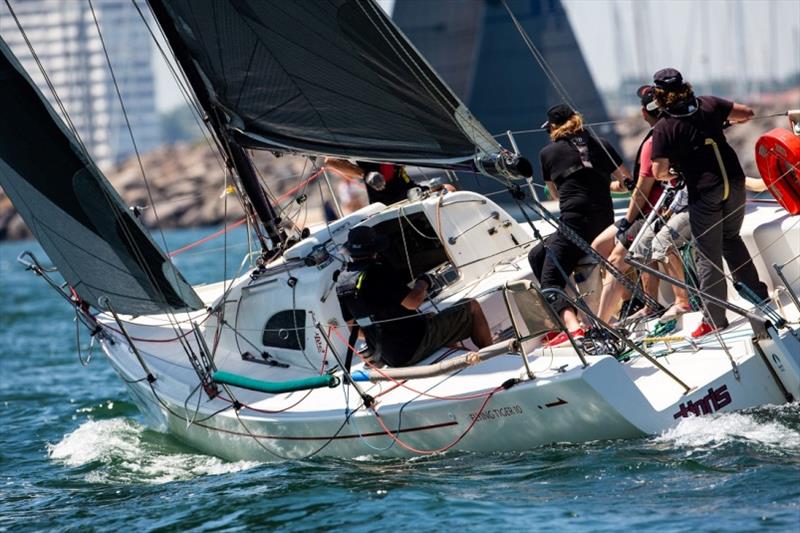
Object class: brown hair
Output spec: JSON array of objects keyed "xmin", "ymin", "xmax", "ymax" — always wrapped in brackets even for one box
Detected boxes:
[
  {"xmin": 549, "ymin": 113, "xmax": 584, "ymax": 141},
  {"xmin": 653, "ymin": 83, "xmax": 695, "ymax": 110}
]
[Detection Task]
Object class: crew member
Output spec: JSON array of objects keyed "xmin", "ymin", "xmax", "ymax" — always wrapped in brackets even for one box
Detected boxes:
[
  {"xmin": 325, "ymin": 158, "xmax": 420, "ymax": 205},
  {"xmin": 528, "ymin": 104, "xmax": 631, "ymax": 346},
  {"xmin": 336, "ymin": 226, "xmax": 492, "ymax": 367},
  {"xmin": 649, "ymin": 68, "xmax": 768, "ymax": 337},
  {"xmin": 595, "ymin": 85, "xmax": 691, "ymax": 323}
]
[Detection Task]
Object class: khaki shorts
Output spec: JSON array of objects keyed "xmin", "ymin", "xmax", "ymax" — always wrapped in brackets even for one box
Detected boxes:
[
  {"xmin": 408, "ymin": 303, "xmax": 474, "ymax": 365},
  {"xmin": 631, "ymin": 211, "xmax": 691, "ymax": 263}
]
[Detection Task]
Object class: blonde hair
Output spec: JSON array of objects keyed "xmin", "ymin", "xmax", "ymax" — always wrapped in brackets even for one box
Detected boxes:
[
  {"xmin": 549, "ymin": 113, "xmax": 583, "ymax": 141},
  {"xmin": 654, "ymin": 83, "xmax": 695, "ymax": 110}
]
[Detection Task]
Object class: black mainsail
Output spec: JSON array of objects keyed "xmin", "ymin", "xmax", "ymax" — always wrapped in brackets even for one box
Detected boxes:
[
  {"xmin": 146, "ymin": 0, "xmax": 504, "ymax": 168},
  {"xmin": 0, "ymin": 38, "xmax": 203, "ymax": 315}
]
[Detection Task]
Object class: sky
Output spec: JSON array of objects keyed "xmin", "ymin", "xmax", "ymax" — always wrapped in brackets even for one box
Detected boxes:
[{"xmin": 154, "ymin": 0, "xmax": 800, "ymax": 111}]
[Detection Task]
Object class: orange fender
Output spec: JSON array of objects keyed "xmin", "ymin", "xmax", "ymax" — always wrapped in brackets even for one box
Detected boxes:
[{"xmin": 755, "ymin": 128, "xmax": 800, "ymax": 215}]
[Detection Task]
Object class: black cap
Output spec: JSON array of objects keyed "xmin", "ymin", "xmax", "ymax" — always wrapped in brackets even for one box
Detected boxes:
[
  {"xmin": 653, "ymin": 68, "xmax": 684, "ymax": 90},
  {"xmin": 637, "ymin": 84, "xmax": 659, "ymax": 112},
  {"xmin": 344, "ymin": 226, "xmax": 388, "ymax": 257},
  {"xmin": 541, "ymin": 103, "xmax": 576, "ymax": 129}
]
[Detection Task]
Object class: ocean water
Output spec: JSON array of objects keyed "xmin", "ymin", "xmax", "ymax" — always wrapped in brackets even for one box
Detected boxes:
[{"xmin": 1, "ymin": 229, "xmax": 799, "ymax": 531}]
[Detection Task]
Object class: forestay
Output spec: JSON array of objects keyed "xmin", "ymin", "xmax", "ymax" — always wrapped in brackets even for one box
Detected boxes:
[
  {"xmin": 147, "ymin": 0, "xmax": 501, "ymax": 167},
  {"xmin": 0, "ymin": 38, "xmax": 203, "ymax": 315}
]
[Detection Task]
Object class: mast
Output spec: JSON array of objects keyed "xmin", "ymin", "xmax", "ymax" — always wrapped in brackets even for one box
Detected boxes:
[{"xmin": 146, "ymin": 0, "xmax": 286, "ymax": 255}]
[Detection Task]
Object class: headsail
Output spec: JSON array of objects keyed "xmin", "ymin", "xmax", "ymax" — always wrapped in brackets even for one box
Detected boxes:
[
  {"xmin": 147, "ymin": 0, "xmax": 503, "ymax": 168},
  {"xmin": 0, "ymin": 37, "xmax": 203, "ymax": 315}
]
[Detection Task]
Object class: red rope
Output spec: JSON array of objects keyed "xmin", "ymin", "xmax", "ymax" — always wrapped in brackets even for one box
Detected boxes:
[
  {"xmin": 169, "ymin": 218, "xmax": 247, "ymax": 257},
  {"xmin": 369, "ymin": 385, "xmax": 502, "ymax": 455},
  {"xmin": 169, "ymin": 168, "xmax": 326, "ymax": 257}
]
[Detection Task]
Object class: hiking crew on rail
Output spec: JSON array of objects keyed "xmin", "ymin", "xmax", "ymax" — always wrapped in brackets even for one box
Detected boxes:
[
  {"xmin": 528, "ymin": 104, "xmax": 632, "ymax": 347},
  {"xmin": 649, "ymin": 68, "xmax": 768, "ymax": 338}
]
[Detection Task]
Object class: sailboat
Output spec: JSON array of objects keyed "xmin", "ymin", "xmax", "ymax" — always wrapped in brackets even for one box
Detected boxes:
[{"xmin": 1, "ymin": 0, "xmax": 799, "ymax": 461}]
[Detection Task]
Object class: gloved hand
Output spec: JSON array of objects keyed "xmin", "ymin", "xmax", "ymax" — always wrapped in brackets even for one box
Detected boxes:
[
  {"xmin": 616, "ymin": 219, "xmax": 632, "ymax": 244},
  {"xmin": 365, "ymin": 171, "xmax": 386, "ymax": 191},
  {"xmin": 623, "ymin": 177, "xmax": 636, "ymax": 191}
]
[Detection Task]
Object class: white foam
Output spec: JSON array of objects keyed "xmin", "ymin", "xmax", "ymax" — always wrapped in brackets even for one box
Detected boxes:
[
  {"xmin": 656, "ymin": 411, "xmax": 800, "ymax": 450},
  {"xmin": 49, "ymin": 418, "xmax": 260, "ymax": 483}
]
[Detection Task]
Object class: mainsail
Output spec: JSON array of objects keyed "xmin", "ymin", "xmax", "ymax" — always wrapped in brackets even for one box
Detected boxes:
[
  {"xmin": 0, "ymin": 37, "xmax": 203, "ymax": 315},
  {"xmin": 147, "ymin": 0, "xmax": 503, "ymax": 168}
]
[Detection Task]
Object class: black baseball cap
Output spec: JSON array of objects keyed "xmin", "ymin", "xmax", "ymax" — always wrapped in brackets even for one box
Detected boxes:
[
  {"xmin": 541, "ymin": 103, "xmax": 576, "ymax": 129},
  {"xmin": 344, "ymin": 226, "xmax": 388, "ymax": 257},
  {"xmin": 637, "ymin": 84, "xmax": 659, "ymax": 112},
  {"xmin": 653, "ymin": 68, "xmax": 684, "ymax": 90}
]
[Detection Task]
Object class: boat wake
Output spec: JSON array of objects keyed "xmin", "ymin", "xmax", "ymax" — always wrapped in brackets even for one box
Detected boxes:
[
  {"xmin": 655, "ymin": 404, "xmax": 800, "ymax": 451},
  {"xmin": 48, "ymin": 418, "xmax": 260, "ymax": 484}
]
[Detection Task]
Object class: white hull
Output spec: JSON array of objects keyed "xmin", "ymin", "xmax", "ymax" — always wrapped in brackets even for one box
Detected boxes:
[
  {"xmin": 101, "ymin": 319, "xmax": 799, "ymax": 460},
  {"xmin": 92, "ymin": 193, "xmax": 800, "ymax": 461}
]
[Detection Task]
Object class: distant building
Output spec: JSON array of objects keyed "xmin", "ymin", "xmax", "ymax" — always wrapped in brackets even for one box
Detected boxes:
[
  {"xmin": 0, "ymin": 0, "xmax": 159, "ymax": 169},
  {"xmin": 393, "ymin": 0, "xmax": 618, "ymax": 191}
]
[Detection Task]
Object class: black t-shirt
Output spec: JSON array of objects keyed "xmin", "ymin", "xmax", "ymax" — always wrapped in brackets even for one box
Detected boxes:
[
  {"xmin": 357, "ymin": 162, "xmax": 416, "ymax": 205},
  {"xmin": 338, "ymin": 260, "xmax": 426, "ymax": 363},
  {"xmin": 539, "ymin": 131, "xmax": 622, "ymax": 215},
  {"xmin": 651, "ymin": 96, "xmax": 744, "ymax": 198}
]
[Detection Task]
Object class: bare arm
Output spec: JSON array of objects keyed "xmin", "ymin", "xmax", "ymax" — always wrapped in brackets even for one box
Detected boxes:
[
  {"xmin": 624, "ymin": 176, "xmax": 656, "ymax": 222},
  {"xmin": 728, "ymin": 102, "xmax": 754, "ymax": 123},
  {"xmin": 611, "ymin": 164, "xmax": 632, "ymax": 189},
  {"xmin": 400, "ymin": 279, "xmax": 428, "ymax": 310},
  {"xmin": 324, "ymin": 158, "xmax": 365, "ymax": 180},
  {"xmin": 652, "ymin": 158, "xmax": 673, "ymax": 181},
  {"xmin": 745, "ymin": 176, "xmax": 767, "ymax": 192}
]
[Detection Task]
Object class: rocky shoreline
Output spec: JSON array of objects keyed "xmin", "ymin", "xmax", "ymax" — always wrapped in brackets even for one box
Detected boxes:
[{"xmin": 0, "ymin": 104, "xmax": 793, "ymax": 241}]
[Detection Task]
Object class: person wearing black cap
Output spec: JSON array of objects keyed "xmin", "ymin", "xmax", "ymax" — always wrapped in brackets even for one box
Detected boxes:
[
  {"xmin": 594, "ymin": 84, "xmax": 691, "ymax": 323},
  {"xmin": 336, "ymin": 226, "xmax": 492, "ymax": 367},
  {"xmin": 649, "ymin": 67, "xmax": 768, "ymax": 338},
  {"xmin": 529, "ymin": 104, "xmax": 631, "ymax": 346}
]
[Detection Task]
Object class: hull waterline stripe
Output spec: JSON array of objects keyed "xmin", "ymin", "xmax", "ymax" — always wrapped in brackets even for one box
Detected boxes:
[{"xmin": 186, "ymin": 417, "xmax": 459, "ymax": 441}]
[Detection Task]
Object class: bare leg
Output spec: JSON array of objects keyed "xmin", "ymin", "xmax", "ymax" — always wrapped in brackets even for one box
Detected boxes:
[
  {"xmin": 596, "ymin": 242, "xmax": 631, "ymax": 322},
  {"xmin": 469, "ymin": 300, "xmax": 493, "ymax": 348},
  {"xmin": 663, "ymin": 251, "xmax": 690, "ymax": 307},
  {"xmin": 560, "ymin": 307, "xmax": 581, "ymax": 331},
  {"xmin": 642, "ymin": 267, "xmax": 660, "ymax": 306},
  {"xmin": 591, "ymin": 224, "xmax": 618, "ymax": 259}
]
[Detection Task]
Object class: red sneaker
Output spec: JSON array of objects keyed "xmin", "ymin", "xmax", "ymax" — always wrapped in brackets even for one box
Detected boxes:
[
  {"xmin": 691, "ymin": 321, "xmax": 726, "ymax": 338},
  {"xmin": 544, "ymin": 328, "xmax": 585, "ymax": 348},
  {"xmin": 540, "ymin": 331, "xmax": 560, "ymax": 344}
]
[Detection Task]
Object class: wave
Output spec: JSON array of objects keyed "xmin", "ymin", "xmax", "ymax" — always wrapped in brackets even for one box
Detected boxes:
[
  {"xmin": 48, "ymin": 418, "xmax": 260, "ymax": 484},
  {"xmin": 655, "ymin": 406, "xmax": 800, "ymax": 451}
]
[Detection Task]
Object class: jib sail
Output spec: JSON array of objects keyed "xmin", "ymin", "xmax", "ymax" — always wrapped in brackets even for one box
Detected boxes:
[{"xmin": 0, "ymin": 37, "xmax": 203, "ymax": 315}]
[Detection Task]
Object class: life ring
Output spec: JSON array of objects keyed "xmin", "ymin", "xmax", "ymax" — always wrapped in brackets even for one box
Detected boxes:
[{"xmin": 755, "ymin": 128, "xmax": 800, "ymax": 215}]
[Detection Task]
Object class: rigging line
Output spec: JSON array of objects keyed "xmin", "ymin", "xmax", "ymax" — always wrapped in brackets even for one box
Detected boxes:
[
  {"xmin": 85, "ymin": 1, "xmax": 198, "ymax": 347},
  {"xmin": 88, "ymin": 0, "xmax": 172, "ymax": 255},
  {"xmin": 500, "ymin": 0, "xmax": 624, "ymax": 175},
  {"xmin": 2, "ymin": 0, "xmax": 90, "ymax": 156},
  {"xmin": 131, "ymin": 0, "xmax": 227, "ymax": 174},
  {"xmin": 361, "ymin": 0, "xmax": 500, "ymax": 154},
  {"xmin": 676, "ymin": 164, "xmax": 800, "ymax": 286}
]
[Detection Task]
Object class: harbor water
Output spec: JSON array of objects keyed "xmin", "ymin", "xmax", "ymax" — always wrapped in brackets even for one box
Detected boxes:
[{"xmin": 1, "ymin": 228, "xmax": 799, "ymax": 531}]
